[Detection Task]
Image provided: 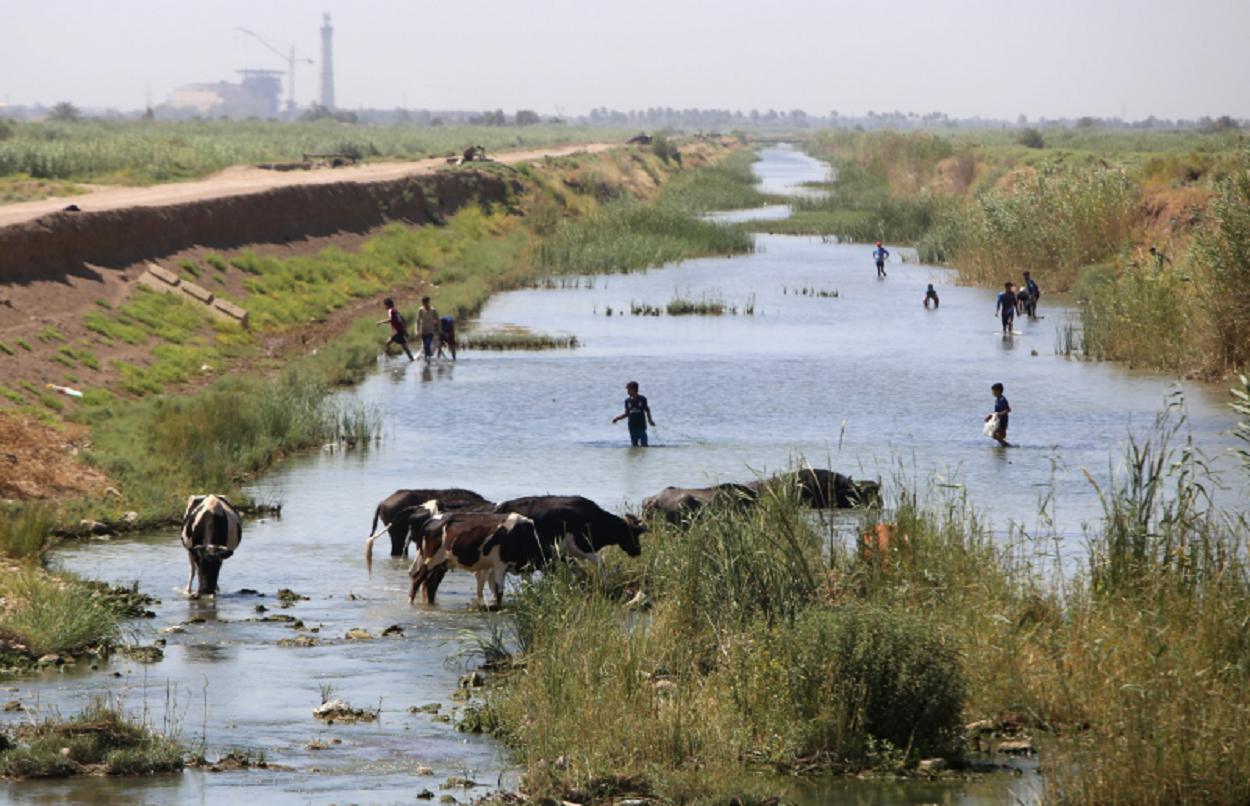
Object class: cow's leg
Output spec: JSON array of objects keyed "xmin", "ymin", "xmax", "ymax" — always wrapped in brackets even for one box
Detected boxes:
[
  {"xmin": 423, "ymin": 566, "xmax": 447, "ymax": 604},
  {"xmin": 490, "ymin": 565, "xmax": 508, "ymax": 609},
  {"xmin": 473, "ymin": 571, "xmax": 488, "ymax": 606},
  {"xmin": 409, "ymin": 565, "xmax": 429, "ymax": 604},
  {"xmin": 185, "ymin": 551, "xmax": 198, "ymax": 597}
]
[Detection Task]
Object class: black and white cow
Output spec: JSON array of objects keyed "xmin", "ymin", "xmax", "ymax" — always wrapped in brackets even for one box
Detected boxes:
[
  {"xmin": 180, "ymin": 494, "xmax": 242, "ymax": 598},
  {"xmin": 368, "ymin": 488, "xmax": 493, "ymax": 557},
  {"xmin": 493, "ymin": 495, "xmax": 645, "ymax": 574},
  {"xmin": 408, "ymin": 512, "xmax": 540, "ymax": 608}
]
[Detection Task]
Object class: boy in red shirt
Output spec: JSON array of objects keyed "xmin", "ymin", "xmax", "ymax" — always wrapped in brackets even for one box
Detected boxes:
[{"xmin": 376, "ymin": 298, "xmax": 414, "ymax": 361}]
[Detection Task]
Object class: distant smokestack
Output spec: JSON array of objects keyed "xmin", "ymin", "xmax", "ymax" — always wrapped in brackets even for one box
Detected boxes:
[{"xmin": 319, "ymin": 12, "xmax": 335, "ymax": 109}]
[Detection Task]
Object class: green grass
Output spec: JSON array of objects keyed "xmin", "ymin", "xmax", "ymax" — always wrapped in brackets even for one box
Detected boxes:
[
  {"xmin": 34, "ymin": 326, "xmax": 64, "ymax": 344},
  {"xmin": 537, "ymin": 200, "xmax": 754, "ymax": 275},
  {"xmin": 655, "ymin": 148, "xmax": 772, "ymax": 214},
  {"xmin": 0, "ymin": 120, "xmax": 631, "ymax": 184},
  {"xmin": 14, "ymin": 339, "xmax": 32, "ymax": 351},
  {"xmin": 177, "ymin": 259, "xmax": 202, "ymax": 278},
  {"xmin": 0, "ymin": 569, "xmax": 122, "ymax": 658},
  {"xmin": 0, "ymin": 504, "xmax": 56, "ymax": 561},
  {"xmin": 0, "ymin": 173, "xmax": 86, "ymax": 205},
  {"xmin": 0, "ymin": 389, "xmax": 23, "ymax": 405},
  {"xmin": 0, "ymin": 695, "xmax": 185, "ymax": 778},
  {"xmin": 76, "ymin": 367, "xmax": 379, "ymax": 515},
  {"xmin": 459, "ymin": 332, "xmax": 579, "ymax": 350},
  {"xmin": 0, "ymin": 342, "xmax": 13, "ymax": 355}
]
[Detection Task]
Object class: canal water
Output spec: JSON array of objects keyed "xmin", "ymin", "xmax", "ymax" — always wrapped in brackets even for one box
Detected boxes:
[{"xmin": 10, "ymin": 146, "xmax": 1243, "ymax": 804}]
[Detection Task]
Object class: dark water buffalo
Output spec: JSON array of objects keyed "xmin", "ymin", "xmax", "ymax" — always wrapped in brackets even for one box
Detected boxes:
[
  {"xmin": 408, "ymin": 512, "xmax": 540, "ymax": 607},
  {"xmin": 369, "ymin": 488, "xmax": 492, "ymax": 557},
  {"xmin": 642, "ymin": 483, "xmax": 757, "ymax": 525},
  {"xmin": 180, "ymin": 494, "xmax": 242, "ymax": 598},
  {"xmin": 493, "ymin": 495, "xmax": 645, "ymax": 572},
  {"xmin": 752, "ymin": 469, "xmax": 880, "ymax": 508}
]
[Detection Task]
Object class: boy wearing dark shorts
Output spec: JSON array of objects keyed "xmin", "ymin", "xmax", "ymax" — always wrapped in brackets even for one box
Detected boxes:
[
  {"xmin": 611, "ymin": 381, "xmax": 656, "ymax": 447},
  {"xmin": 985, "ymin": 382, "xmax": 1011, "ymax": 447},
  {"xmin": 995, "ymin": 282, "xmax": 1016, "ymax": 335},
  {"xmin": 437, "ymin": 316, "xmax": 457, "ymax": 361},
  {"xmin": 376, "ymin": 298, "xmax": 414, "ymax": 361}
]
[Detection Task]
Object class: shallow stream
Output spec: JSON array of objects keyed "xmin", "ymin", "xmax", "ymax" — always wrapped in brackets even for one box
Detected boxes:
[{"xmin": 9, "ymin": 146, "xmax": 1244, "ymax": 804}]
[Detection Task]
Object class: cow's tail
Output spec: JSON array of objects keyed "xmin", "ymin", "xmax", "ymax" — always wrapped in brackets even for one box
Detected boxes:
[
  {"xmin": 364, "ymin": 520, "xmax": 392, "ymax": 573},
  {"xmin": 371, "ymin": 505, "xmax": 381, "ymax": 538}
]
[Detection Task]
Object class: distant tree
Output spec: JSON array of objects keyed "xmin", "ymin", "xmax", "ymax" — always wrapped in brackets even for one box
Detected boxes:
[
  {"xmin": 0, "ymin": 118, "xmax": 14, "ymax": 140},
  {"xmin": 431, "ymin": 116, "xmax": 444, "ymax": 127},
  {"xmin": 48, "ymin": 102, "xmax": 80, "ymax": 122},
  {"xmin": 395, "ymin": 107, "xmax": 412, "ymax": 123},
  {"xmin": 1201, "ymin": 115, "xmax": 1241, "ymax": 133},
  {"xmin": 1016, "ymin": 127, "xmax": 1046, "ymax": 149},
  {"xmin": 1017, "ymin": 114, "xmax": 1028, "ymax": 127},
  {"xmin": 516, "ymin": 109, "xmax": 540, "ymax": 126},
  {"xmin": 1076, "ymin": 116, "xmax": 1099, "ymax": 129},
  {"xmin": 141, "ymin": 106, "xmax": 155, "ymax": 120},
  {"xmin": 301, "ymin": 104, "xmax": 357, "ymax": 124}
]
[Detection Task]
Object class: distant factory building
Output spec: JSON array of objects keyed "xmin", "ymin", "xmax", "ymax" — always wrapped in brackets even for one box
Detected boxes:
[{"xmin": 169, "ymin": 70, "xmax": 283, "ymax": 118}]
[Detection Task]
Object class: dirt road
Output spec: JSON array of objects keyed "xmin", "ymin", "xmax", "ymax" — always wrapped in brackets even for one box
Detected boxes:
[{"xmin": 0, "ymin": 142, "xmax": 616, "ymax": 229}]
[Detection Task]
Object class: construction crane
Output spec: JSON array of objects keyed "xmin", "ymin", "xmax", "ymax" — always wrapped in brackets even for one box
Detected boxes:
[{"xmin": 235, "ymin": 27, "xmax": 314, "ymax": 115}]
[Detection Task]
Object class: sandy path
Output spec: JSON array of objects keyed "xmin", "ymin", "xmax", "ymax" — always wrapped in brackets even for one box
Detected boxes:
[{"xmin": 0, "ymin": 143, "xmax": 617, "ymax": 229}]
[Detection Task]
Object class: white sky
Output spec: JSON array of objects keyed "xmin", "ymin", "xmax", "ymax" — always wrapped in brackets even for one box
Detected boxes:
[{"xmin": 2, "ymin": 0, "xmax": 1248, "ymax": 120}]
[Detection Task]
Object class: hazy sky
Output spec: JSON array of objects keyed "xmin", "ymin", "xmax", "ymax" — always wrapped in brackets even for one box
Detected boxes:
[{"xmin": 3, "ymin": 0, "xmax": 1248, "ymax": 119}]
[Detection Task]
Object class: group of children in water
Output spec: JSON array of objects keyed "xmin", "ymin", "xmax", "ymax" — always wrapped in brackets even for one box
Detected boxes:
[
  {"xmin": 378, "ymin": 297, "xmax": 457, "ymax": 362},
  {"xmin": 876, "ymin": 244, "xmax": 1027, "ymax": 447}
]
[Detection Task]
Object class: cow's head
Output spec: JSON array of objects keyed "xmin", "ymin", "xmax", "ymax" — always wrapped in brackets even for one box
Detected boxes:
[
  {"xmin": 619, "ymin": 514, "xmax": 646, "ymax": 557},
  {"xmin": 192, "ymin": 544, "xmax": 234, "ymax": 598}
]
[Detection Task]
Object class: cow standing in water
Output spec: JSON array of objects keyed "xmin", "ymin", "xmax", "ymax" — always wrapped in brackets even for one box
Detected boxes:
[
  {"xmin": 408, "ymin": 512, "xmax": 540, "ymax": 608},
  {"xmin": 181, "ymin": 494, "xmax": 242, "ymax": 598},
  {"xmin": 368, "ymin": 488, "xmax": 493, "ymax": 558}
]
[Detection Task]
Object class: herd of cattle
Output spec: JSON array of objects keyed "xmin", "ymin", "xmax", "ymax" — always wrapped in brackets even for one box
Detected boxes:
[{"xmin": 178, "ymin": 469, "xmax": 880, "ymax": 603}]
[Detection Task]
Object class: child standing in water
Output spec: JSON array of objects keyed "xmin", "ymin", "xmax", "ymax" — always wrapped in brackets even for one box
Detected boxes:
[
  {"xmin": 611, "ymin": 381, "xmax": 656, "ymax": 447},
  {"xmin": 923, "ymin": 284, "xmax": 940, "ymax": 309},
  {"xmin": 985, "ymin": 382, "xmax": 1012, "ymax": 447},
  {"xmin": 995, "ymin": 282, "xmax": 1016, "ymax": 335}
]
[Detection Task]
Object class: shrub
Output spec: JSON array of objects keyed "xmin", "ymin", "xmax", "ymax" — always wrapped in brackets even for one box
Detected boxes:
[{"xmin": 1016, "ymin": 127, "xmax": 1046, "ymax": 149}]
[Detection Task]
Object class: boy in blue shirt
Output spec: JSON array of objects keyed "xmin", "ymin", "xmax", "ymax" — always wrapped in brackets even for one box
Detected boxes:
[
  {"xmin": 995, "ymin": 282, "xmax": 1016, "ymax": 334},
  {"xmin": 611, "ymin": 381, "xmax": 656, "ymax": 447},
  {"xmin": 873, "ymin": 242, "xmax": 890, "ymax": 277},
  {"xmin": 985, "ymin": 383, "xmax": 1012, "ymax": 447},
  {"xmin": 923, "ymin": 284, "xmax": 940, "ymax": 309}
]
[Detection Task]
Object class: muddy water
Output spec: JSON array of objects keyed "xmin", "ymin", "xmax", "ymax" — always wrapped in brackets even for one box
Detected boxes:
[{"xmin": 9, "ymin": 146, "xmax": 1242, "ymax": 804}]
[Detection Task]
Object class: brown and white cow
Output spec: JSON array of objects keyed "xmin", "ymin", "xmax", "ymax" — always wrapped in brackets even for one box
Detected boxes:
[
  {"xmin": 180, "ymin": 494, "xmax": 242, "ymax": 598},
  {"xmin": 493, "ymin": 495, "xmax": 645, "ymax": 574},
  {"xmin": 368, "ymin": 488, "xmax": 493, "ymax": 557},
  {"xmin": 408, "ymin": 512, "xmax": 540, "ymax": 608}
]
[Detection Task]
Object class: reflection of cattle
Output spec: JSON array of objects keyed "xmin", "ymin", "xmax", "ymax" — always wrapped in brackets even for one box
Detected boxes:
[
  {"xmin": 180, "ymin": 494, "xmax": 242, "ymax": 598},
  {"xmin": 752, "ymin": 469, "xmax": 880, "ymax": 509},
  {"xmin": 407, "ymin": 512, "xmax": 540, "ymax": 607},
  {"xmin": 494, "ymin": 496, "xmax": 645, "ymax": 572},
  {"xmin": 369, "ymin": 488, "xmax": 493, "ymax": 558},
  {"xmin": 642, "ymin": 483, "xmax": 756, "ymax": 525}
]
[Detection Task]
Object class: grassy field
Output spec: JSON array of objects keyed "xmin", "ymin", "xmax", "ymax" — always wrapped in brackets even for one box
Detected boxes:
[
  {"xmin": 0, "ymin": 120, "xmax": 632, "ymax": 185},
  {"xmin": 468, "ymin": 406, "xmax": 1250, "ymax": 804}
]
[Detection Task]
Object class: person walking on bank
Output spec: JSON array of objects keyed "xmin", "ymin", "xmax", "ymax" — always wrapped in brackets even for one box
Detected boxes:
[
  {"xmin": 873, "ymin": 242, "xmax": 890, "ymax": 277},
  {"xmin": 376, "ymin": 298, "xmax": 414, "ymax": 361},
  {"xmin": 611, "ymin": 381, "xmax": 656, "ymax": 447},
  {"xmin": 416, "ymin": 296, "xmax": 440, "ymax": 361}
]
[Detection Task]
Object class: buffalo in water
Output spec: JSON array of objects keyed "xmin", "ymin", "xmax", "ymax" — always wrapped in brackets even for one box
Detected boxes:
[
  {"xmin": 642, "ymin": 483, "xmax": 757, "ymax": 525},
  {"xmin": 181, "ymin": 494, "xmax": 242, "ymax": 598}
]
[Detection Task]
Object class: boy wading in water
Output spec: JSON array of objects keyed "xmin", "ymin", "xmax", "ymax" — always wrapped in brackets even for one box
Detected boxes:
[
  {"xmin": 985, "ymin": 383, "xmax": 1012, "ymax": 447},
  {"xmin": 872, "ymin": 242, "xmax": 890, "ymax": 277},
  {"xmin": 923, "ymin": 284, "xmax": 940, "ymax": 309},
  {"xmin": 611, "ymin": 381, "xmax": 656, "ymax": 447},
  {"xmin": 376, "ymin": 298, "xmax": 414, "ymax": 361},
  {"xmin": 995, "ymin": 282, "xmax": 1016, "ymax": 335},
  {"xmin": 415, "ymin": 296, "xmax": 440, "ymax": 361}
]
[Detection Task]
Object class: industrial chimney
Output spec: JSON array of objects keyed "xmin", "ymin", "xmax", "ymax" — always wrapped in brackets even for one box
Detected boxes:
[{"xmin": 319, "ymin": 12, "xmax": 335, "ymax": 109}]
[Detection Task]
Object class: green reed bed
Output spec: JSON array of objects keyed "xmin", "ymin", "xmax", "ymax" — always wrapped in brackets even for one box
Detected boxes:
[
  {"xmin": 536, "ymin": 200, "xmax": 754, "ymax": 275},
  {"xmin": 0, "ymin": 120, "xmax": 630, "ymax": 184},
  {"xmin": 0, "ymin": 695, "xmax": 186, "ymax": 778},
  {"xmin": 76, "ymin": 368, "xmax": 378, "ymax": 516},
  {"xmin": 654, "ymin": 148, "xmax": 772, "ymax": 215},
  {"xmin": 458, "ymin": 332, "xmax": 579, "ymax": 351}
]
